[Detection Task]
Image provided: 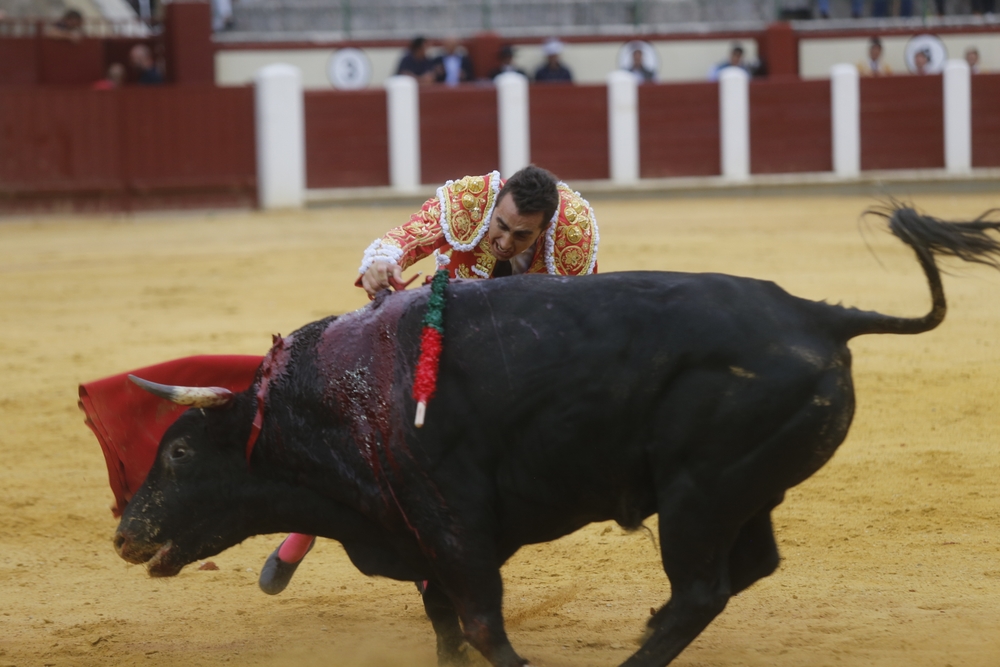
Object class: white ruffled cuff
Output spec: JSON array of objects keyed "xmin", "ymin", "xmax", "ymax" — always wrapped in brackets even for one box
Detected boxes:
[{"xmin": 358, "ymin": 239, "xmax": 404, "ymax": 275}]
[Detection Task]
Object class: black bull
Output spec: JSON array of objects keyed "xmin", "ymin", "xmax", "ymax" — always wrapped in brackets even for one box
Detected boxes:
[{"xmin": 113, "ymin": 208, "xmax": 1000, "ymax": 667}]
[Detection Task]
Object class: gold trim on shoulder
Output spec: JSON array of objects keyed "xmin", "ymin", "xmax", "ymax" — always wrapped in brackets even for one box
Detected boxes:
[
  {"xmin": 441, "ymin": 174, "xmax": 498, "ymax": 249},
  {"xmin": 550, "ymin": 184, "xmax": 598, "ymax": 276}
]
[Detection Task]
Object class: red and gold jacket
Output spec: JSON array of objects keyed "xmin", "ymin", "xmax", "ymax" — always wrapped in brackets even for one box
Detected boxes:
[{"xmin": 358, "ymin": 171, "xmax": 599, "ymax": 280}]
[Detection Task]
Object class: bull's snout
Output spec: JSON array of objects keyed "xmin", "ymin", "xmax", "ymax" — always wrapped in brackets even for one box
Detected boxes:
[
  {"xmin": 113, "ymin": 528, "xmax": 182, "ymax": 576},
  {"xmin": 113, "ymin": 528, "xmax": 156, "ymax": 564}
]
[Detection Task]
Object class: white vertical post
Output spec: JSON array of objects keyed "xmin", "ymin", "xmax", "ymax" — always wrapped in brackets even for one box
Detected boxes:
[
  {"xmin": 254, "ymin": 64, "xmax": 305, "ymax": 209},
  {"xmin": 943, "ymin": 59, "xmax": 972, "ymax": 173},
  {"xmin": 607, "ymin": 70, "xmax": 639, "ymax": 184},
  {"xmin": 496, "ymin": 72, "xmax": 530, "ymax": 179},
  {"xmin": 385, "ymin": 75, "xmax": 421, "ymax": 191},
  {"xmin": 830, "ymin": 64, "xmax": 860, "ymax": 178},
  {"xmin": 718, "ymin": 66, "xmax": 750, "ymax": 181}
]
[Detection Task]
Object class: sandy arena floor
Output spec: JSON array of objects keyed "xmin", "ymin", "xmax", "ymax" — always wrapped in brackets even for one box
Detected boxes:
[{"xmin": 1, "ymin": 193, "xmax": 998, "ymax": 667}]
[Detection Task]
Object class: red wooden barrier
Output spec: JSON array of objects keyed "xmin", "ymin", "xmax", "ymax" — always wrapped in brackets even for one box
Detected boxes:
[
  {"xmin": 419, "ymin": 86, "xmax": 499, "ymax": 184},
  {"xmin": 38, "ymin": 38, "xmax": 106, "ymax": 85},
  {"xmin": 638, "ymin": 82, "xmax": 719, "ymax": 178},
  {"xmin": 530, "ymin": 84, "xmax": 608, "ymax": 181},
  {"xmin": 0, "ymin": 88, "xmax": 122, "ymax": 192},
  {"xmin": 750, "ymin": 78, "xmax": 830, "ymax": 174},
  {"xmin": 860, "ymin": 75, "xmax": 943, "ymax": 171},
  {"xmin": 305, "ymin": 89, "xmax": 389, "ymax": 188},
  {"xmin": 120, "ymin": 87, "xmax": 255, "ymax": 190},
  {"xmin": 972, "ymin": 73, "xmax": 1000, "ymax": 168},
  {"xmin": 0, "ymin": 86, "xmax": 255, "ymax": 211},
  {"xmin": 0, "ymin": 38, "xmax": 38, "ymax": 84}
]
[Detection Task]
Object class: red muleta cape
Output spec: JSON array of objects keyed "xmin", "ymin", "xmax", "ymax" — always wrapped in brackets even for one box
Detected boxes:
[{"xmin": 79, "ymin": 355, "xmax": 262, "ymax": 517}]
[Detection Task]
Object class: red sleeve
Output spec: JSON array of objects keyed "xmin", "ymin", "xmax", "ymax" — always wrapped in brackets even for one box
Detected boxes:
[{"xmin": 356, "ymin": 196, "xmax": 449, "ymax": 285}]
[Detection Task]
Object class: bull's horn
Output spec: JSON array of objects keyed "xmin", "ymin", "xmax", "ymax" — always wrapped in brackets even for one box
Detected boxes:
[{"xmin": 128, "ymin": 375, "xmax": 234, "ymax": 408}]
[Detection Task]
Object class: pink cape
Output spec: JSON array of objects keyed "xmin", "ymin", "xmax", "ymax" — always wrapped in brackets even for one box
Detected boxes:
[{"xmin": 78, "ymin": 355, "xmax": 262, "ymax": 517}]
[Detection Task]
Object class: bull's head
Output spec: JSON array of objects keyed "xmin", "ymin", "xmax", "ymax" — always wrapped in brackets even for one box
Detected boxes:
[{"xmin": 113, "ymin": 377, "xmax": 258, "ymax": 577}]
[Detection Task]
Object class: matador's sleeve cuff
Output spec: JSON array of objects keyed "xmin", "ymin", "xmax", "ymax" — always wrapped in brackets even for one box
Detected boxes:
[{"xmin": 357, "ymin": 239, "xmax": 404, "ymax": 276}]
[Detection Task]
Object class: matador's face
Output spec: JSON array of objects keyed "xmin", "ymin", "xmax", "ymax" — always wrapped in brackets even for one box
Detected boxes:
[{"xmin": 486, "ymin": 193, "xmax": 545, "ymax": 261}]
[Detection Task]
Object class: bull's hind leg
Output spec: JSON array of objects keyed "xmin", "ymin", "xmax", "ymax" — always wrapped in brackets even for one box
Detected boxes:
[
  {"xmin": 644, "ymin": 500, "xmax": 781, "ymax": 636},
  {"xmin": 625, "ymin": 369, "xmax": 853, "ymax": 667},
  {"xmin": 727, "ymin": 500, "xmax": 781, "ymax": 595},
  {"xmin": 622, "ymin": 492, "xmax": 744, "ymax": 667}
]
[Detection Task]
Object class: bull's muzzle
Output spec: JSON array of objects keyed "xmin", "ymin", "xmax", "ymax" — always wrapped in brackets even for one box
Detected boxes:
[{"xmin": 114, "ymin": 530, "xmax": 182, "ymax": 577}]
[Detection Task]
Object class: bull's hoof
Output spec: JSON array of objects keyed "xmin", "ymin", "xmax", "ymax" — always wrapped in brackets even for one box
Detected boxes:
[
  {"xmin": 258, "ymin": 539, "xmax": 312, "ymax": 595},
  {"xmin": 437, "ymin": 642, "xmax": 472, "ymax": 666}
]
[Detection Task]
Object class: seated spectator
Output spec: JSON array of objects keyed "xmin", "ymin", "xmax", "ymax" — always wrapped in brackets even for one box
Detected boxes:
[
  {"xmin": 535, "ymin": 38, "xmax": 572, "ymax": 84},
  {"xmin": 126, "ymin": 0, "xmax": 159, "ymax": 22},
  {"xmin": 912, "ymin": 49, "xmax": 931, "ymax": 75},
  {"xmin": 490, "ymin": 44, "xmax": 527, "ymax": 80},
  {"xmin": 709, "ymin": 44, "xmax": 752, "ymax": 81},
  {"xmin": 965, "ymin": 47, "xmax": 981, "ymax": 74},
  {"xmin": 130, "ymin": 44, "xmax": 163, "ymax": 85},
  {"xmin": 212, "ymin": 0, "xmax": 234, "ymax": 32},
  {"xmin": 434, "ymin": 37, "xmax": 474, "ymax": 86},
  {"xmin": 45, "ymin": 9, "xmax": 84, "ymax": 40},
  {"xmin": 857, "ymin": 37, "xmax": 892, "ymax": 77},
  {"xmin": 972, "ymin": 0, "xmax": 996, "ymax": 14},
  {"xmin": 624, "ymin": 46, "xmax": 655, "ymax": 84},
  {"xmin": 92, "ymin": 63, "xmax": 126, "ymax": 91},
  {"xmin": 397, "ymin": 36, "xmax": 437, "ymax": 85}
]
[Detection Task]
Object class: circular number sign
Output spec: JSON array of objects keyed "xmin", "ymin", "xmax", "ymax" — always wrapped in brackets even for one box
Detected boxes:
[{"xmin": 327, "ymin": 48, "xmax": 372, "ymax": 90}]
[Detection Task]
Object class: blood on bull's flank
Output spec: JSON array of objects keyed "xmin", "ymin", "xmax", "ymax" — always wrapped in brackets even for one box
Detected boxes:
[{"xmin": 108, "ymin": 206, "xmax": 1000, "ymax": 667}]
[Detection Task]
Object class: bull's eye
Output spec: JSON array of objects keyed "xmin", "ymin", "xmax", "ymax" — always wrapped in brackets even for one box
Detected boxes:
[{"xmin": 168, "ymin": 443, "xmax": 191, "ymax": 462}]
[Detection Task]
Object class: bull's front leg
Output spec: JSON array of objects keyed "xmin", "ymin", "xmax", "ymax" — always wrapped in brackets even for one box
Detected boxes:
[
  {"xmin": 420, "ymin": 580, "xmax": 471, "ymax": 666},
  {"xmin": 425, "ymin": 556, "xmax": 527, "ymax": 667}
]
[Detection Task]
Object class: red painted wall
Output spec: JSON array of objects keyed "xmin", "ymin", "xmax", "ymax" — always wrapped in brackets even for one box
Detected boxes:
[
  {"xmin": 750, "ymin": 78, "xmax": 830, "ymax": 174},
  {"xmin": 860, "ymin": 75, "xmax": 943, "ymax": 171},
  {"xmin": 419, "ymin": 85, "xmax": 499, "ymax": 184},
  {"xmin": 0, "ymin": 87, "xmax": 255, "ymax": 211},
  {"xmin": 638, "ymin": 82, "xmax": 719, "ymax": 178},
  {"xmin": 972, "ymin": 73, "xmax": 1000, "ymax": 168},
  {"xmin": 305, "ymin": 90, "xmax": 390, "ymax": 188},
  {"xmin": 530, "ymin": 84, "xmax": 608, "ymax": 181}
]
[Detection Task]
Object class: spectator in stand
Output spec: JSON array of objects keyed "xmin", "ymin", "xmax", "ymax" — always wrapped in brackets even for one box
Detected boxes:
[
  {"xmin": 912, "ymin": 49, "xmax": 931, "ymax": 75},
  {"xmin": 396, "ymin": 36, "xmax": 437, "ymax": 85},
  {"xmin": 130, "ymin": 44, "xmax": 163, "ymax": 85},
  {"xmin": 850, "ymin": 0, "xmax": 943, "ymax": 16},
  {"xmin": 535, "ymin": 38, "xmax": 573, "ymax": 83},
  {"xmin": 709, "ymin": 44, "xmax": 752, "ymax": 81},
  {"xmin": 972, "ymin": 0, "xmax": 996, "ymax": 14},
  {"xmin": 212, "ymin": 0, "xmax": 234, "ymax": 31},
  {"xmin": 624, "ymin": 46, "xmax": 655, "ymax": 84},
  {"xmin": 857, "ymin": 37, "xmax": 892, "ymax": 77},
  {"xmin": 489, "ymin": 44, "xmax": 527, "ymax": 80},
  {"xmin": 434, "ymin": 37, "xmax": 475, "ymax": 86},
  {"xmin": 92, "ymin": 63, "xmax": 126, "ymax": 91},
  {"xmin": 45, "ymin": 9, "xmax": 84, "ymax": 40},
  {"xmin": 965, "ymin": 47, "xmax": 981, "ymax": 74},
  {"xmin": 125, "ymin": 0, "xmax": 159, "ymax": 22}
]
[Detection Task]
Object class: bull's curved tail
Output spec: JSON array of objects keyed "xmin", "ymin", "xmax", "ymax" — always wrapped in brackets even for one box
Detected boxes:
[{"xmin": 839, "ymin": 205, "xmax": 1000, "ymax": 339}]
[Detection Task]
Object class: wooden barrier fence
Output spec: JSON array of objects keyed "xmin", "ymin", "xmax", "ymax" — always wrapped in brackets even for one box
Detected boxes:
[
  {"xmin": 0, "ymin": 86, "xmax": 255, "ymax": 211},
  {"xmin": 2, "ymin": 74, "xmax": 999, "ymax": 212}
]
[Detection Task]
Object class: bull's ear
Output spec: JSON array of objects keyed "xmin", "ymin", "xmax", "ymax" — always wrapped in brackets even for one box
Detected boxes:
[{"xmin": 128, "ymin": 375, "xmax": 234, "ymax": 408}]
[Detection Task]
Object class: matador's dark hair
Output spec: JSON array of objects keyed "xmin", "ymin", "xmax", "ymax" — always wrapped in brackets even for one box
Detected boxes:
[{"xmin": 497, "ymin": 165, "xmax": 560, "ymax": 229}]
